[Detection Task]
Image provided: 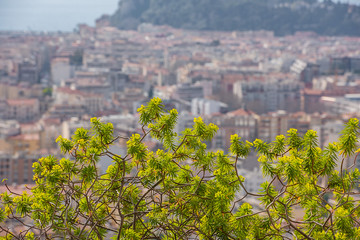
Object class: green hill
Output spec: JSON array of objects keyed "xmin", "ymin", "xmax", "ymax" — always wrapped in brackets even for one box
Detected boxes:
[{"xmin": 110, "ymin": 0, "xmax": 360, "ymax": 36}]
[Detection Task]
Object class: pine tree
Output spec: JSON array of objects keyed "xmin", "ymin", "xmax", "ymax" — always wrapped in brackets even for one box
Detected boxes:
[{"xmin": 1, "ymin": 98, "xmax": 359, "ymax": 239}]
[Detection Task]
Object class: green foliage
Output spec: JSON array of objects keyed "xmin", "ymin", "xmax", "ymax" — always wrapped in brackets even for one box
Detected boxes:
[
  {"xmin": 0, "ymin": 98, "xmax": 360, "ymax": 239},
  {"xmin": 111, "ymin": 0, "xmax": 360, "ymax": 36},
  {"xmin": 69, "ymin": 49, "xmax": 83, "ymax": 66},
  {"xmin": 42, "ymin": 87, "xmax": 52, "ymax": 97}
]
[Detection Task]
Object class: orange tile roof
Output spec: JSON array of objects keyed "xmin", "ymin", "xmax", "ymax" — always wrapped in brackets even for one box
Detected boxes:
[
  {"xmin": 6, "ymin": 98, "xmax": 38, "ymax": 106},
  {"xmin": 227, "ymin": 108, "xmax": 250, "ymax": 116}
]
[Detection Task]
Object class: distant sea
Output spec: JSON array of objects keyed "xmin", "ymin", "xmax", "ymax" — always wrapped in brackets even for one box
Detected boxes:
[{"xmin": 0, "ymin": 0, "xmax": 119, "ymax": 32}]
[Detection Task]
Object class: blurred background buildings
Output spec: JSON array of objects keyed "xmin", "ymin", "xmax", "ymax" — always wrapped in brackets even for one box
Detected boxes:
[{"xmin": 0, "ymin": 1, "xmax": 359, "ymax": 207}]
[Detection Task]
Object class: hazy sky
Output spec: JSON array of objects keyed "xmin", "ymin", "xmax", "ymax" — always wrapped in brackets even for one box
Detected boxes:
[{"xmin": 0, "ymin": 0, "xmax": 119, "ymax": 32}]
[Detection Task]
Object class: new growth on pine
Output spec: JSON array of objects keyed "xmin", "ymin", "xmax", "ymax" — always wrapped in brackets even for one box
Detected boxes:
[{"xmin": 0, "ymin": 98, "xmax": 360, "ymax": 239}]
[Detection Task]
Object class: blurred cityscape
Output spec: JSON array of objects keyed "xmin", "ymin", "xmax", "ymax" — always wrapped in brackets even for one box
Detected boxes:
[{"xmin": 0, "ymin": 16, "xmax": 360, "ymax": 191}]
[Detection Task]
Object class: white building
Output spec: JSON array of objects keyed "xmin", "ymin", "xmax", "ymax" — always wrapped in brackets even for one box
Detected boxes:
[
  {"xmin": 191, "ymin": 98, "xmax": 227, "ymax": 116},
  {"xmin": 5, "ymin": 98, "xmax": 40, "ymax": 122},
  {"xmin": 55, "ymin": 87, "xmax": 104, "ymax": 114},
  {"xmin": 321, "ymin": 96, "xmax": 360, "ymax": 114},
  {"xmin": 233, "ymin": 78, "xmax": 301, "ymax": 114},
  {"xmin": 51, "ymin": 57, "xmax": 72, "ymax": 86},
  {"xmin": 0, "ymin": 120, "xmax": 20, "ymax": 137}
]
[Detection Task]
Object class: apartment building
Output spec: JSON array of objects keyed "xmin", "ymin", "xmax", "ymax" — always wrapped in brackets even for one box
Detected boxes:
[{"xmin": 5, "ymin": 99, "xmax": 40, "ymax": 122}]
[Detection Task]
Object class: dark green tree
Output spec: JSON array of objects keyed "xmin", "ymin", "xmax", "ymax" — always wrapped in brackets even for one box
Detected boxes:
[
  {"xmin": 69, "ymin": 49, "xmax": 83, "ymax": 67},
  {"xmin": 111, "ymin": 0, "xmax": 360, "ymax": 36}
]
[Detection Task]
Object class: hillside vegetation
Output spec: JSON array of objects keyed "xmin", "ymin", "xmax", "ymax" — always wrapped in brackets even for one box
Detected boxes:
[{"xmin": 110, "ymin": 0, "xmax": 360, "ymax": 36}]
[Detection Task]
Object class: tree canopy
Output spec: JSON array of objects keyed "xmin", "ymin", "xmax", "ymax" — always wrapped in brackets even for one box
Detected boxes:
[
  {"xmin": 111, "ymin": 0, "xmax": 360, "ymax": 36},
  {"xmin": 1, "ymin": 98, "xmax": 360, "ymax": 239}
]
